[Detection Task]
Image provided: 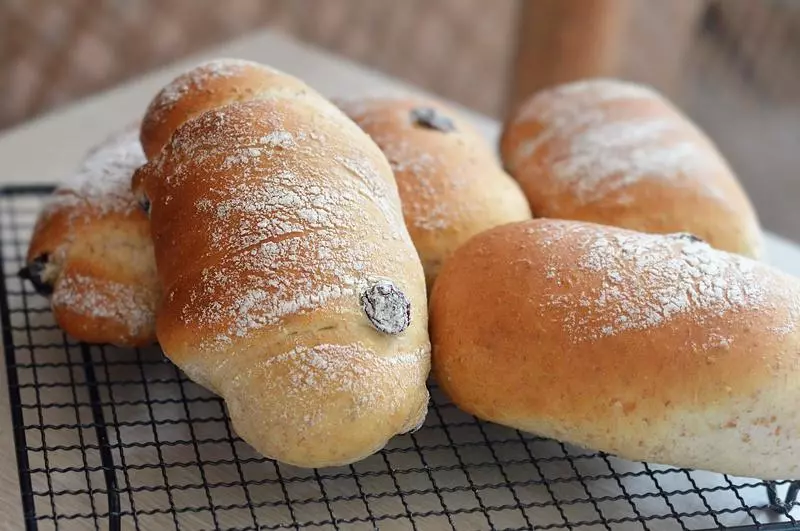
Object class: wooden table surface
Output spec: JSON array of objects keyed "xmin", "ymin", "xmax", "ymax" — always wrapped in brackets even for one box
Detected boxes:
[{"xmin": 1, "ymin": 29, "xmax": 799, "ymax": 530}]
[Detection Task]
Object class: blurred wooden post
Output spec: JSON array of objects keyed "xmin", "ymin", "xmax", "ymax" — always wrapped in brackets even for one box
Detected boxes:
[
  {"xmin": 506, "ymin": 0, "xmax": 707, "ymax": 115},
  {"xmin": 507, "ymin": 0, "xmax": 631, "ymax": 115},
  {"xmin": 620, "ymin": 0, "xmax": 706, "ymax": 99}
]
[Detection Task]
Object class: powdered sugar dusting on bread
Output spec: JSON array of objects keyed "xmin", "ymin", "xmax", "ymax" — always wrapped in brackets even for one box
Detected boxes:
[
  {"xmin": 52, "ymin": 273, "xmax": 155, "ymax": 337},
  {"xmin": 553, "ymin": 78, "xmax": 657, "ymax": 100},
  {"xmin": 382, "ymin": 140, "xmax": 454, "ymax": 231},
  {"xmin": 210, "ymin": 343, "xmax": 428, "ymax": 434},
  {"xmin": 553, "ymin": 139, "xmax": 717, "ymax": 203},
  {"xmin": 771, "ymin": 294, "xmax": 800, "ymax": 336},
  {"xmin": 183, "ymin": 218, "xmax": 375, "ymax": 344},
  {"xmin": 44, "ymin": 127, "xmax": 145, "ymax": 218},
  {"xmin": 27, "ymin": 126, "xmax": 158, "ymax": 346},
  {"xmin": 514, "ymin": 79, "xmax": 657, "ymax": 132},
  {"xmin": 258, "ymin": 130, "xmax": 295, "ymax": 148},
  {"xmin": 162, "ymin": 103, "xmax": 403, "ymax": 232},
  {"xmin": 702, "ymin": 332, "xmax": 733, "ymax": 350},
  {"xmin": 341, "ymin": 101, "xmax": 476, "ymax": 232},
  {"xmin": 537, "ymin": 223, "xmax": 770, "ymax": 342},
  {"xmin": 146, "ymin": 58, "xmax": 267, "ymax": 125},
  {"xmin": 258, "ymin": 344, "xmax": 425, "ymax": 392},
  {"xmin": 511, "ymin": 79, "xmax": 724, "ymax": 204},
  {"xmin": 145, "ymin": 100, "xmax": 417, "ymax": 348}
]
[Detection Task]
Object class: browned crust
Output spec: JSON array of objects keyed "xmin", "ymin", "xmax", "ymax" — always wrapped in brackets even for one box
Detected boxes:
[
  {"xmin": 140, "ymin": 59, "xmax": 309, "ymax": 160},
  {"xmin": 26, "ymin": 130, "xmax": 159, "ymax": 347},
  {"xmin": 338, "ymin": 97, "xmax": 531, "ymax": 287},
  {"xmin": 499, "ymin": 79, "xmax": 763, "ymax": 259},
  {"xmin": 133, "ymin": 60, "xmax": 431, "ymax": 467},
  {"xmin": 28, "ymin": 206, "xmax": 157, "ymax": 347},
  {"xmin": 430, "ymin": 219, "xmax": 800, "ymax": 476}
]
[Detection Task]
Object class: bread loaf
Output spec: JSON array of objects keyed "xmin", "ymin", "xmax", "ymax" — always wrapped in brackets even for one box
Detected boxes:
[
  {"xmin": 500, "ymin": 78, "xmax": 763, "ymax": 259},
  {"xmin": 133, "ymin": 59, "xmax": 431, "ymax": 467},
  {"xmin": 431, "ymin": 219, "xmax": 800, "ymax": 479},
  {"xmin": 22, "ymin": 126, "xmax": 158, "ymax": 346},
  {"xmin": 338, "ymin": 97, "xmax": 531, "ymax": 286}
]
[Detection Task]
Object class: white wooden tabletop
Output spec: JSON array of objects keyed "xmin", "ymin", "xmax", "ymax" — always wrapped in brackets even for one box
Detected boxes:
[{"xmin": 0, "ymin": 29, "xmax": 799, "ymax": 531}]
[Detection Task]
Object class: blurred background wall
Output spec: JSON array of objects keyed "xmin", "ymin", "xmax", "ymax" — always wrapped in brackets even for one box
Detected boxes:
[{"xmin": 1, "ymin": 0, "xmax": 798, "ymax": 239}]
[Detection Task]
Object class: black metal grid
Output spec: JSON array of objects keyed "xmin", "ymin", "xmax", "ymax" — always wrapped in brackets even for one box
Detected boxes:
[{"xmin": 1, "ymin": 185, "xmax": 799, "ymax": 531}]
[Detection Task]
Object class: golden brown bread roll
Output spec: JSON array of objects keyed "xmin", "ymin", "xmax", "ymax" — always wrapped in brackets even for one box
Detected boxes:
[
  {"xmin": 338, "ymin": 97, "xmax": 531, "ymax": 286},
  {"xmin": 21, "ymin": 126, "xmax": 158, "ymax": 347},
  {"xmin": 133, "ymin": 59, "xmax": 431, "ymax": 468},
  {"xmin": 500, "ymin": 78, "xmax": 763, "ymax": 259},
  {"xmin": 431, "ymin": 219, "xmax": 800, "ymax": 480}
]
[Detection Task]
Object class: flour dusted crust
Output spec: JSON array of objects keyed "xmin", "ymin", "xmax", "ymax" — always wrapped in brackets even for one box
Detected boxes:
[
  {"xmin": 23, "ymin": 126, "xmax": 158, "ymax": 347},
  {"xmin": 338, "ymin": 97, "xmax": 531, "ymax": 287},
  {"xmin": 431, "ymin": 219, "xmax": 800, "ymax": 479},
  {"xmin": 134, "ymin": 59, "xmax": 431, "ymax": 468},
  {"xmin": 140, "ymin": 58, "xmax": 310, "ymax": 159},
  {"xmin": 500, "ymin": 78, "xmax": 763, "ymax": 259}
]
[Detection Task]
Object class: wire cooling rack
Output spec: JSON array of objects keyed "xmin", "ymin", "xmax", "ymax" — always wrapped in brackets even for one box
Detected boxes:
[{"xmin": 1, "ymin": 185, "xmax": 799, "ymax": 531}]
